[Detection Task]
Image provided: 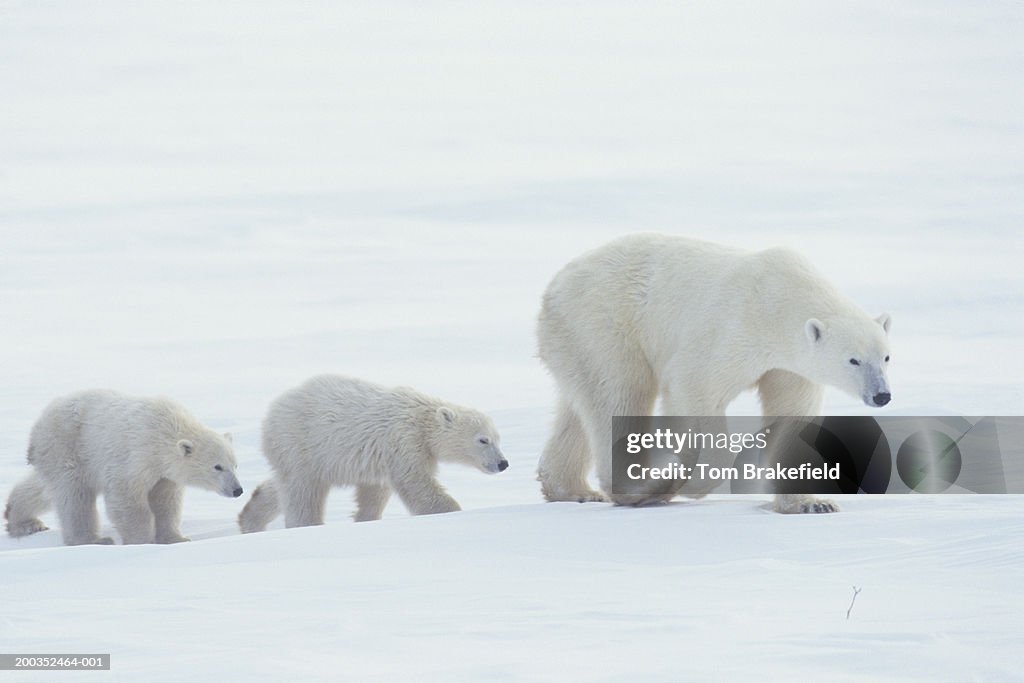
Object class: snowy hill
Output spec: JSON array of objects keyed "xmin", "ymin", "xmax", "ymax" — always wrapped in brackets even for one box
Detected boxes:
[
  {"xmin": 1, "ymin": 0, "xmax": 1022, "ymax": 680},
  {"xmin": 5, "ymin": 498, "xmax": 1024, "ymax": 681}
]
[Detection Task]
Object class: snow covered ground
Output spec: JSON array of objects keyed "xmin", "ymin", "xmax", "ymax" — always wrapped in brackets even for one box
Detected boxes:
[{"xmin": 1, "ymin": 1, "xmax": 1022, "ymax": 680}]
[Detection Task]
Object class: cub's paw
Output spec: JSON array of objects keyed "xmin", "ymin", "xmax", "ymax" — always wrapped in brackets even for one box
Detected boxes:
[{"xmin": 6, "ymin": 519, "xmax": 49, "ymax": 537}]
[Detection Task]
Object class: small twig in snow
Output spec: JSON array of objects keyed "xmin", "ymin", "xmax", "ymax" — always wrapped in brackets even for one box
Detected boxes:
[{"xmin": 846, "ymin": 586, "xmax": 862, "ymax": 620}]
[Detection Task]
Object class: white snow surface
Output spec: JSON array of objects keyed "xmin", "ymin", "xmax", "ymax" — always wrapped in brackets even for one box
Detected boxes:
[{"xmin": 1, "ymin": 1, "xmax": 1022, "ymax": 680}]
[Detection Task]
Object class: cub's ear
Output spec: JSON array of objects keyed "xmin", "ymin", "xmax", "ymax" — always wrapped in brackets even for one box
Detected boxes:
[
  {"xmin": 804, "ymin": 318, "xmax": 825, "ymax": 343},
  {"xmin": 876, "ymin": 313, "xmax": 892, "ymax": 335},
  {"xmin": 223, "ymin": 432, "xmax": 233, "ymax": 444},
  {"xmin": 178, "ymin": 439, "xmax": 194, "ymax": 457},
  {"xmin": 436, "ymin": 406, "xmax": 456, "ymax": 426}
]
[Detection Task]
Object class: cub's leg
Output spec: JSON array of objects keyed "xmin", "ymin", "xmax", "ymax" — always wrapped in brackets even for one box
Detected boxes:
[
  {"xmin": 149, "ymin": 478, "xmax": 189, "ymax": 543},
  {"xmin": 390, "ymin": 463, "xmax": 461, "ymax": 515},
  {"xmin": 354, "ymin": 483, "xmax": 391, "ymax": 522},
  {"xmin": 5, "ymin": 471, "xmax": 52, "ymax": 538},
  {"xmin": 56, "ymin": 482, "xmax": 113, "ymax": 545},
  {"xmin": 105, "ymin": 487, "xmax": 155, "ymax": 544},
  {"xmin": 281, "ymin": 474, "xmax": 331, "ymax": 528},
  {"xmin": 238, "ymin": 478, "xmax": 281, "ymax": 533}
]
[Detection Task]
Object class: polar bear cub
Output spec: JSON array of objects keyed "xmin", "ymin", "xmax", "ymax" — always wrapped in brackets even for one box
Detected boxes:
[
  {"xmin": 5, "ymin": 389, "xmax": 242, "ymax": 545},
  {"xmin": 238, "ymin": 375, "xmax": 508, "ymax": 532}
]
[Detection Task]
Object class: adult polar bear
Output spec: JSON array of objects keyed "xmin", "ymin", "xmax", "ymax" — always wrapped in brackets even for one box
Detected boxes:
[{"xmin": 537, "ymin": 234, "xmax": 892, "ymax": 513}]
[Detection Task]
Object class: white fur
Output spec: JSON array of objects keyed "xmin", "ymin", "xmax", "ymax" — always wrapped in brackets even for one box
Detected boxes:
[
  {"xmin": 536, "ymin": 234, "xmax": 892, "ymax": 513},
  {"xmin": 238, "ymin": 375, "xmax": 507, "ymax": 533},
  {"xmin": 4, "ymin": 389, "xmax": 241, "ymax": 545}
]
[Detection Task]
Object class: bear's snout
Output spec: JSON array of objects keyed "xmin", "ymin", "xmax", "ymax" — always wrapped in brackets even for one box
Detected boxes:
[
  {"xmin": 232, "ymin": 486, "xmax": 244, "ymax": 497},
  {"xmin": 497, "ymin": 459, "xmax": 509, "ymax": 472},
  {"xmin": 872, "ymin": 392, "xmax": 891, "ymax": 406}
]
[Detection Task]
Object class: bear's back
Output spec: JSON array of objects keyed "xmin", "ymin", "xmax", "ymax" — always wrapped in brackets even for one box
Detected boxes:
[{"xmin": 263, "ymin": 375, "xmax": 424, "ymax": 456}]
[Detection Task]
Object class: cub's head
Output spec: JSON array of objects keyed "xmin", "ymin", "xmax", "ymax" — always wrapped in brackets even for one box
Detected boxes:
[
  {"xmin": 178, "ymin": 431, "xmax": 243, "ymax": 498},
  {"xmin": 804, "ymin": 312, "xmax": 892, "ymax": 407},
  {"xmin": 434, "ymin": 406, "xmax": 508, "ymax": 474}
]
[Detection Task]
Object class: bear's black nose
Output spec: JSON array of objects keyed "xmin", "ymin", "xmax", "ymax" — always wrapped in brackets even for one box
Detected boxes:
[
  {"xmin": 497, "ymin": 460, "xmax": 509, "ymax": 472},
  {"xmin": 233, "ymin": 487, "xmax": 244, "ymax": 497},
  {"xmin": 872, "ymin": 392, "xmax": 891, "ymax": 406}
]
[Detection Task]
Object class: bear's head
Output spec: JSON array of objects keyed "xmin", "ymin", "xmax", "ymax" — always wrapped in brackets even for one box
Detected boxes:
[
  {"xmin": 177, "ymin": 430, "xmax": 243, "ymax": 498},
  {"xmin": 803, "ymin": 312, "xmax": 892, "ymax": 407},
  {"xmin": 433, "ymin": 405, "xmax": 509, "ymax": 474}
]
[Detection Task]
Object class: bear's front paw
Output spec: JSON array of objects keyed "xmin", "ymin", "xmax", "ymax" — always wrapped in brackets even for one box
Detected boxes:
[
  {"xmin": 576, "ymin": 490, "xmax": 608, "ymax": 503},
  {"xmin": 773, "ymin": 494, "xmax": 840, "ymax": 514},
  {"xmin": 800, "ymin": 499, "xmax": 840, "ymax": 514},
  {"xmin": 156, "ymin": 534, "xmax": 191, "ymax": 544},
  {"xmin": 95, "ymin": 536, "xmax": 115, "ymax": 545}
]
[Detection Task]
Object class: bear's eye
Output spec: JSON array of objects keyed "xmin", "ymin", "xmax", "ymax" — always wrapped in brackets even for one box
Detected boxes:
[
  {"xmin": 849, "ymin": 359, "xmax": 860, "ymax": 366},
  {"xmin": 214, "ymin": 465, "xmax": 223, "ymax": 472},
  {"xmin": 885, "ymin": 355, "xmax": 890, "ymax": 362},
  {"xmin": 478, "ymin": 437, "xmax": 490, "ymax": 445}
]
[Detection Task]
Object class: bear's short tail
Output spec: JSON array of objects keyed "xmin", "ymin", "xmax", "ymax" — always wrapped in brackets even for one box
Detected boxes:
[
  {"xmin": 5, "ymin": 471, "xmax": 52, "ymax": 537},
  {"xmin": 237, "ymin": 479, "xmax": 281, "ymax": 534}
]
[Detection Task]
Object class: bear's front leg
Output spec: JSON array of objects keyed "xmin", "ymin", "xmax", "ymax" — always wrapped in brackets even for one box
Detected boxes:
[
  {"xmin": 105, "ymin": 487, "xmax": 156, "ymax": 544},
  {"xmin": 149, "ymin": 478, "xmax": 190, "ymax": 543},
  {"xmin": 390, "ymin": 465, "xmax": 461, "ymax": 516},
  {"xmin": 757, "ymin": 370, "xmax": 839, "ymax": 514}
]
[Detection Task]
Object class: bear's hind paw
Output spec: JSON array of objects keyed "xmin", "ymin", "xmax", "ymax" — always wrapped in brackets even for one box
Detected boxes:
[
  {"xmin": 540, "ymin": 482, "xmax": 607, "ymax": 503},
  {"xmin": 6, "ymin": 519, "xmax": 49, "ymax": 537}
]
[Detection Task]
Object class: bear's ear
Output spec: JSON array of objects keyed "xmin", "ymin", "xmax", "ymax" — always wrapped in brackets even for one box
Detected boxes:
[
  {"xmin": 804, "ymin": 318, "xmax": 825, "ymax": 343},
  {"xmin": 436, "ymin": 406, "xmax": 456, "ymax": 426},
  {"xmin": 223, "ymin": 432, "xmax": 233, "ymax": 444},
  {"xmin": 876, "ymin": 313, "xmax": 892, "ymax": 335},
  {"xmin": 178, "ymin": 439, "xmax": 194, "ymax": 457}
]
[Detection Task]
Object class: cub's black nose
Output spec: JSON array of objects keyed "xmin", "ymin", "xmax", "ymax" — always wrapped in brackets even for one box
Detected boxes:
[
  {"xmin": 873, "ymin": 392, "xmax": 891, "ymax": 406},
  {"xmin": 233, "ymin": 487, "xmax": 244, "ymax": 497},
  {"xmin": 497, "ymin": 460, "xmax": 509, "ymax": 472}
]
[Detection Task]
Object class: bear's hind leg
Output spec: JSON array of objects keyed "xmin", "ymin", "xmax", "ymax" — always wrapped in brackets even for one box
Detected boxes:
[
  {"xmin": 354, "ymin": 483, "xmax": 391, "ymax": 522},
  {"xmin": 149, "ymin": 478, "xmax": 189, "ymax": 543},
  {"xmin": 576, "ymin": 381, "xmax": 659, "ymax": 506},
  {"xmin": 538, "ymin": 401, "xmax": 606, "ymax": 503},
  {"xmin": 282, "ymin": 475, "xmax": 331, "ymax": 528},
  {"xmin": 5, "ymin": 471, "xmax": 52, "ymax": 537},
  {"xmin": 757, "ymin": 369, "xmax": 838, "ymax": 514},
  {"xmin": 55, "ymin": 483, "xmax": 112, "ymax": 545},
  {"xmin": 238, "ymin": 479, "xmax": 282, "ymax": 533}
]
